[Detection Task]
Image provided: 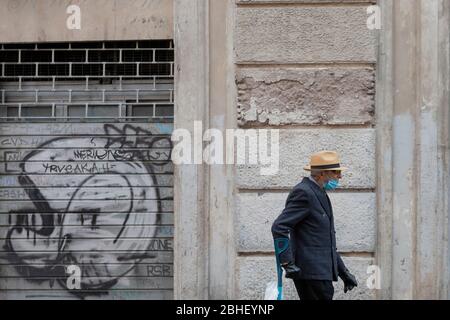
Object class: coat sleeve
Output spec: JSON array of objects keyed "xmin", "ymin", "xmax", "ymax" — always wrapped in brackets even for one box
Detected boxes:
[
  {"xmin": 337, "ymin": 252, "xmax": 349, "ymax": 277},
  {"xmin": 271, "ymin": 188, "xmax": 310, "ymax": 264}
]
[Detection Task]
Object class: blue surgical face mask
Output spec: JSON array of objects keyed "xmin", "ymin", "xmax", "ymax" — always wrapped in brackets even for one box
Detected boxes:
[{"xmin": 323, "ymin": 179, "xmax": 339, "ymax": 191}]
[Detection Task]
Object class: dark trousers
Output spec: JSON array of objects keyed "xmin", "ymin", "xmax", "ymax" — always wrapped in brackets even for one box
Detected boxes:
[{"xmin": 293, "ymin": 279, "xmax": 334, "ymax": 300}]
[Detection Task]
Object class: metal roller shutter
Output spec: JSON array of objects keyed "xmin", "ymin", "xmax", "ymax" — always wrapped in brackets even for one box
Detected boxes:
[{"xmin": 0, "ymin": 40, "xmax": 174, "ymax": 300}]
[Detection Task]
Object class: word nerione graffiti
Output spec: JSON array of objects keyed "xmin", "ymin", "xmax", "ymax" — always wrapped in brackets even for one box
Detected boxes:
[
  {"xmin": 73, "ymin": 149, "xmax": 134, "ymax": 161},
  {"xmin": 171, "ymin": 121, "xmax": 279, "ymax": 175}
]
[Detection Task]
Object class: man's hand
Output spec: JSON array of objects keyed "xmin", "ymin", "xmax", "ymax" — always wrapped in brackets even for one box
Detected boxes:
[
  {"xmin": 340, "ymin": 270, "xmax": 358, "ymax": 293},
  {"xmin": 281, "ymin": 261, "xmax": 302, "ymax": 280}
]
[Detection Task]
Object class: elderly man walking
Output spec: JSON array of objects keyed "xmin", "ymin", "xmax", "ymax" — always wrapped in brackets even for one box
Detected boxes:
[{"xmin": 271, "ymin": 151, "xmax": 357, "ymax": 300}]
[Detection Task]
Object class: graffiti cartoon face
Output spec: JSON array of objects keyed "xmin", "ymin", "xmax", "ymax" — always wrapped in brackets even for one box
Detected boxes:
[{"xmin": 5, "ymin": 129, "xmax": 172, "ymax": 295}]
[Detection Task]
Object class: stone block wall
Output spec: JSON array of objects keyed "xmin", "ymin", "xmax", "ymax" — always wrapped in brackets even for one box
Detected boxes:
[{"xmin": 233, "ymin": 0, "xmax": 378, "ymax": 300}]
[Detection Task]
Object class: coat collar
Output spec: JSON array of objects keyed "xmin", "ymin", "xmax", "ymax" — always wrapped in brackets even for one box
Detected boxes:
[{"xmin": 302, "ymin": 177, "xmax": 332, "ymax": 217}]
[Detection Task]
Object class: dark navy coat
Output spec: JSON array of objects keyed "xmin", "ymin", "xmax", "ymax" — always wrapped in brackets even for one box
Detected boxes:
[{"xmin": 271, "ymin": 177, "xmax": 349, "ymax": 281}]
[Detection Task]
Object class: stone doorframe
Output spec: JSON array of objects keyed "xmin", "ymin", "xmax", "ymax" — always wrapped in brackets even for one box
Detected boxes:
[
  {"xmin": 376, "ymin": 0, "xmax": 450, "ymax": 299},
  {"xmin": 172, "ymin": 0, "xmax": 450, "ymax": 300},
  {"xmin": 173, "ymin": 0, "xmax": 236, "ymax": 299}
]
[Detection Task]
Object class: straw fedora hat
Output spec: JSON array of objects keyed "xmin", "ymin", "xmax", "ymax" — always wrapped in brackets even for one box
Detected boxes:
[{"xmin": 303, "ymin": 151, "xmax": 347, "ymax": 171}]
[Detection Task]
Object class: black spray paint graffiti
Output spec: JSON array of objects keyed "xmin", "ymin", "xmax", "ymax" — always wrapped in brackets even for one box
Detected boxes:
[{"xmin": 4, "ymin": 124, "xmax": 172, "ymax": 297}]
